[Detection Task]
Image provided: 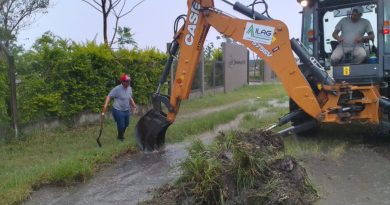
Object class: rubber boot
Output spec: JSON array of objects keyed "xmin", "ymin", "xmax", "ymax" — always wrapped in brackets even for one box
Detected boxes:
[{"xmin": 117, "ymin": 128, "xmax": 125, "ymax": 141}]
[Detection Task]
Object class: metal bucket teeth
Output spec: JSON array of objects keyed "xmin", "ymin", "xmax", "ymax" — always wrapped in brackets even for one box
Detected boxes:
[{"xmin": 135, "ymin": 109, "xmax": 171, "ymax": 152}]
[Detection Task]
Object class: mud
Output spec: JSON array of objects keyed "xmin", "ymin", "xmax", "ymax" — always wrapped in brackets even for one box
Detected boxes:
[
  {"xmin": 290, "ymin": 123, "xmax": 390, "ymax": 205},
  {"xmin": 303, "ymin": 146, "xmax": 390, "ymax": 205},
  {"xmin": 142, "ymin": 130, "xmax": 317, "ymax": 205}
]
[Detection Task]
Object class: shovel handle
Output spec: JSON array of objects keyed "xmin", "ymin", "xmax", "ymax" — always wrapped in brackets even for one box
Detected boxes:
[{"xmin": 96, "ymin": 113, "xmax": 105, "ymax": 147}]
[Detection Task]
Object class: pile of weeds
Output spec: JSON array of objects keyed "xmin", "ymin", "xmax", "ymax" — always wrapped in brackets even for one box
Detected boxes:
[{"xmin": 142, "ymin": 129, "xmax": 318, "ymax": 205}]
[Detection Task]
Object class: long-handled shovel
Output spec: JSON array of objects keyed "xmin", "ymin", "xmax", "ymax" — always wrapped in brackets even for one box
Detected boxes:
[{"xmin": 96, "ymin": 114, "xmax": 104, "ymax": 147}]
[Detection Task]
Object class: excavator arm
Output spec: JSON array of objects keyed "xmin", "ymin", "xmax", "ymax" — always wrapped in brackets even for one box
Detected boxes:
[
  {"xmin": 168, "ymin": 0, "xmax": 324, "ymax": 122},
  {"xmin": 135, "ymin": 0, "xmax": 382, "ymax": 151}
]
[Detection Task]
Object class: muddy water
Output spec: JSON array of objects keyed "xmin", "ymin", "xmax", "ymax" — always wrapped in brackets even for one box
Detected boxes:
[
  {"xmin": 266, "ymin": 98, "xmax": 289, "ymax": 108},
  {"xmin": 178, "ymin": 99, "xmax": 252, "ymax": 120},
  {"xmin": 304, "ymin": 146, "xmax": 390, "ymax": 205},
  {"xmin": 23, "ymin": 147, "xmax": 185, "ymax": 205},
  {"xmin": 23, "ymin": 108, "xmax": 267, "ymax": 205}
]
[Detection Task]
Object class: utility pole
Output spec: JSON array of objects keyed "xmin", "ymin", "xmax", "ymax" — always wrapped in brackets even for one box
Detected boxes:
[{"xmin": 0, "ymin": 43, "xmax": 18, "ymax": 138}]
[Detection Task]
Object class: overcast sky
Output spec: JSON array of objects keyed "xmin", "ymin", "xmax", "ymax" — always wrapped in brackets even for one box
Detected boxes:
[{"xmin": 18, "ymin": 0, "xmax": 303, "ymax": 52}]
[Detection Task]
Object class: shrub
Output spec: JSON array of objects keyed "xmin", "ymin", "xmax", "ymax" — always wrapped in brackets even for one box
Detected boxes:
[
  {"xmin": 0, "ymin": 61, "xmax": 9, "ymax": 122},
  {"xmin": 16, "ymin": 32, "xmax": 167, "ymax": 123}
]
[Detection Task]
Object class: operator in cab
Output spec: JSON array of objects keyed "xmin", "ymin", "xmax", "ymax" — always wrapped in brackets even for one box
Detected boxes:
[{"xmin": 330, "ymin": 6, "xmax": 375, "ymax": 65}]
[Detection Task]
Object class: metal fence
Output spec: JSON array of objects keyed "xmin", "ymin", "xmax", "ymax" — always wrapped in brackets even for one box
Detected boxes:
[
  {"xmin": 171, "ymin": 57, "xmax": 225, "ymax": 98},
  {"xmin": 204, "ymin": 60, "xmax": 224, "ymax": 89}
]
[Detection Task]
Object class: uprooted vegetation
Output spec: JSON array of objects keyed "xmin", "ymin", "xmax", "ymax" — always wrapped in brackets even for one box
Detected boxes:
[{"xmin": 141, "ymin": 130, "xmax": 319, "ymax": 205}]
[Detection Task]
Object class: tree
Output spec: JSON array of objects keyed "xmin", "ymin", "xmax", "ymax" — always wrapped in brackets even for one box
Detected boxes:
[
  {"xmin": 116, "ymin": 26, "xmax": 137, "ymax": 49},
  {"xmin": 81, "ymin": 0, "xmax": 145, "ymax": 48},
  {"xmin": 204, "ymin": 42, "xmax": 214, "ymax": 61},
  {"xmin": 0, "ymin": 0, "xmax": 50, "ymax": 47},
  {"xmin": 0, "ymin": 0, "xmax": 49, "ymax": 137},
  {"xmin": 0, "ymin": 0, "xmax": 6, "ymax": 9}
]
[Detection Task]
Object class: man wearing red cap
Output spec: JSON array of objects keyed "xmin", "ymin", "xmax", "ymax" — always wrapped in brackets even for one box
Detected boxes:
[{"xmin": 101, "ymin": 74, "xmax": 138, "ymax": 141}]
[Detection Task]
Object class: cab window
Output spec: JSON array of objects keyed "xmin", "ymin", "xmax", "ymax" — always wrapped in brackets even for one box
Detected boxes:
[
  {"xmin": 384, "ymin": 0, "xmax": 390, "ymax": 53},
  {"xmin": 322, "ymin": 4, "xmax": 378, "ymax": 55},
  {"xmin": 301, "ymin": 6, "xmax": 314, "ymax": 55}
]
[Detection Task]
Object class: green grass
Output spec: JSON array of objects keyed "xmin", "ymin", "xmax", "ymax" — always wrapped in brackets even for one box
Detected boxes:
[
  {"xmin": 237, "ymin": 105, "xmax": 364, "ymax": 161},
  {"xmin": 0, "ymin": 84, "xmax": 285, "ymax": 205},
  {"xmin": 0, "ymin": 120, "xmax": 137, "ymax": 204},
  {"xmin": 178, "ymin": 83, "xmax": 285, "ymax": 114},
  {"xmin": 283, "ymin": 123, "xmax": 371, "ymax": 160},
  {"xmin": 167, "ymin": 100, "xmax": 281, "ymax": 143},
  {"xmin": 239, "ymin": 106, "xmax": 288, "ymax": 131}
]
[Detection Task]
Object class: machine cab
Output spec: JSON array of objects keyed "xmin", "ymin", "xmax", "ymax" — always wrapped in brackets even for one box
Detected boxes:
[{"xmin": 298, "ymin": 0, "xmax": 390, "ymax": 85}]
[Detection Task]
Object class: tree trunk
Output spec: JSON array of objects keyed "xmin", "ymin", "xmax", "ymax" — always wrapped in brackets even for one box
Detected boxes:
[
  {"xmin": 0, "ymin": 43, "xmax": 18, "ymax": 138},
  {"xmin": 101, "ymin": 0, "xmax": 109, "ymax": 47},
  {"xmin": 103, "ymin": 13, "xmax": 108, "ymax": 45}
]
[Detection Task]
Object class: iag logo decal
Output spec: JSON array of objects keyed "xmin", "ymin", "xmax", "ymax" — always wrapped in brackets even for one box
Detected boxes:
[
  {"xmin": 185, "ymin": 2, "xmax": 202, "ymax": 46},
  {"xmin": 244, "ymin": 22, "xmax": 275, "ymax": 45}
]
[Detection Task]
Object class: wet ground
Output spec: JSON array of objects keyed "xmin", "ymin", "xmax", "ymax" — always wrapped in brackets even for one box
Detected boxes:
[
  {"xmin": 303, "ymin": 145, "xmax": 390, "ymax": 205},
  {"xmin": 23, "ymin": 147, "xmax": 184, "ymax": 205},
  {"xmin": 22, "ymin": 106, "xmax": 261, "ymax": 205},
  {"xmin": 177, "ymin": 99, "xmax": 252, "ymax": 120},
  {"xmin": 22, "ymin": 101, "xmax": 390, "ymax": 205}
]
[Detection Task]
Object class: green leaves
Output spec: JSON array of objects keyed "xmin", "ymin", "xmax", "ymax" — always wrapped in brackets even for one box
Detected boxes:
[
  {"xmin": 0, "ymin": 61, "xmax": 9, "ymax": 122},
  {"xmin": 13, "ymin": 33, "xmax": 167, "ymax": 123},
  {"xmin": 116, "ymin": 26, "xmax": 137, "ymax": 49}
]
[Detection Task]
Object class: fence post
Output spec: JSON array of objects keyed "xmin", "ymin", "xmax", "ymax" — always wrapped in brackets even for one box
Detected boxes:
[
  {"xmin": 212, "ymin": 61, "xmax": 216, "ymax": 89},
  {"xmin": 222, "ymin": 42, "xmax": 226, "ymax": 93},
  {"xmin": 247, "ymin": 50, "xmax": 250, "ymax": 84},
  {"xmin": 200, "ymin": 52, "xmax": 205, "ymax": 96}
]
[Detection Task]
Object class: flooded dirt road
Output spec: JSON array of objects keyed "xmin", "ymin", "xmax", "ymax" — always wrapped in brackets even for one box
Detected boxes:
[
  {"xmin": 22, "ymin": 107, "xmax": 257, "ymax": 205},
  {"xmin": 23, "ymin": 147, "xmax": 184, "ymax": 205}
]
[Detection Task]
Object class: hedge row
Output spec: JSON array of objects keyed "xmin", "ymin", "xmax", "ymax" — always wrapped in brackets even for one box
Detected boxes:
[{"xmin": 1, "ymin": 32, "xmax": 168, "ymax": 124}]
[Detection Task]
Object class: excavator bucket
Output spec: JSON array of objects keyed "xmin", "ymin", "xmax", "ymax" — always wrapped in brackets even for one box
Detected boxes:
[{"xmin": 135, "ymin": 109, "xmax": 171, "ymax": 152}]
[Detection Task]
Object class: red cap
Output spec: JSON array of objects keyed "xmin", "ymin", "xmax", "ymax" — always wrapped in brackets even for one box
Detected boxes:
[{"xmin": 120, "ymin": 74, "xmax": 130, "ymax": 82}]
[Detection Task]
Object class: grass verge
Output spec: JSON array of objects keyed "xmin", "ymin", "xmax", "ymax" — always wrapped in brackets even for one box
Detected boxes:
[{"xmin": 0, "ymin": 84, "xmax": 284, "ymax": 205}]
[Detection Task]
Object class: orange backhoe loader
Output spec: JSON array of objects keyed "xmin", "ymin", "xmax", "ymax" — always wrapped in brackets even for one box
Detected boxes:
[{"xmin": 135, "ymin": 0, "xmax": 390, "ymax": 151}]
